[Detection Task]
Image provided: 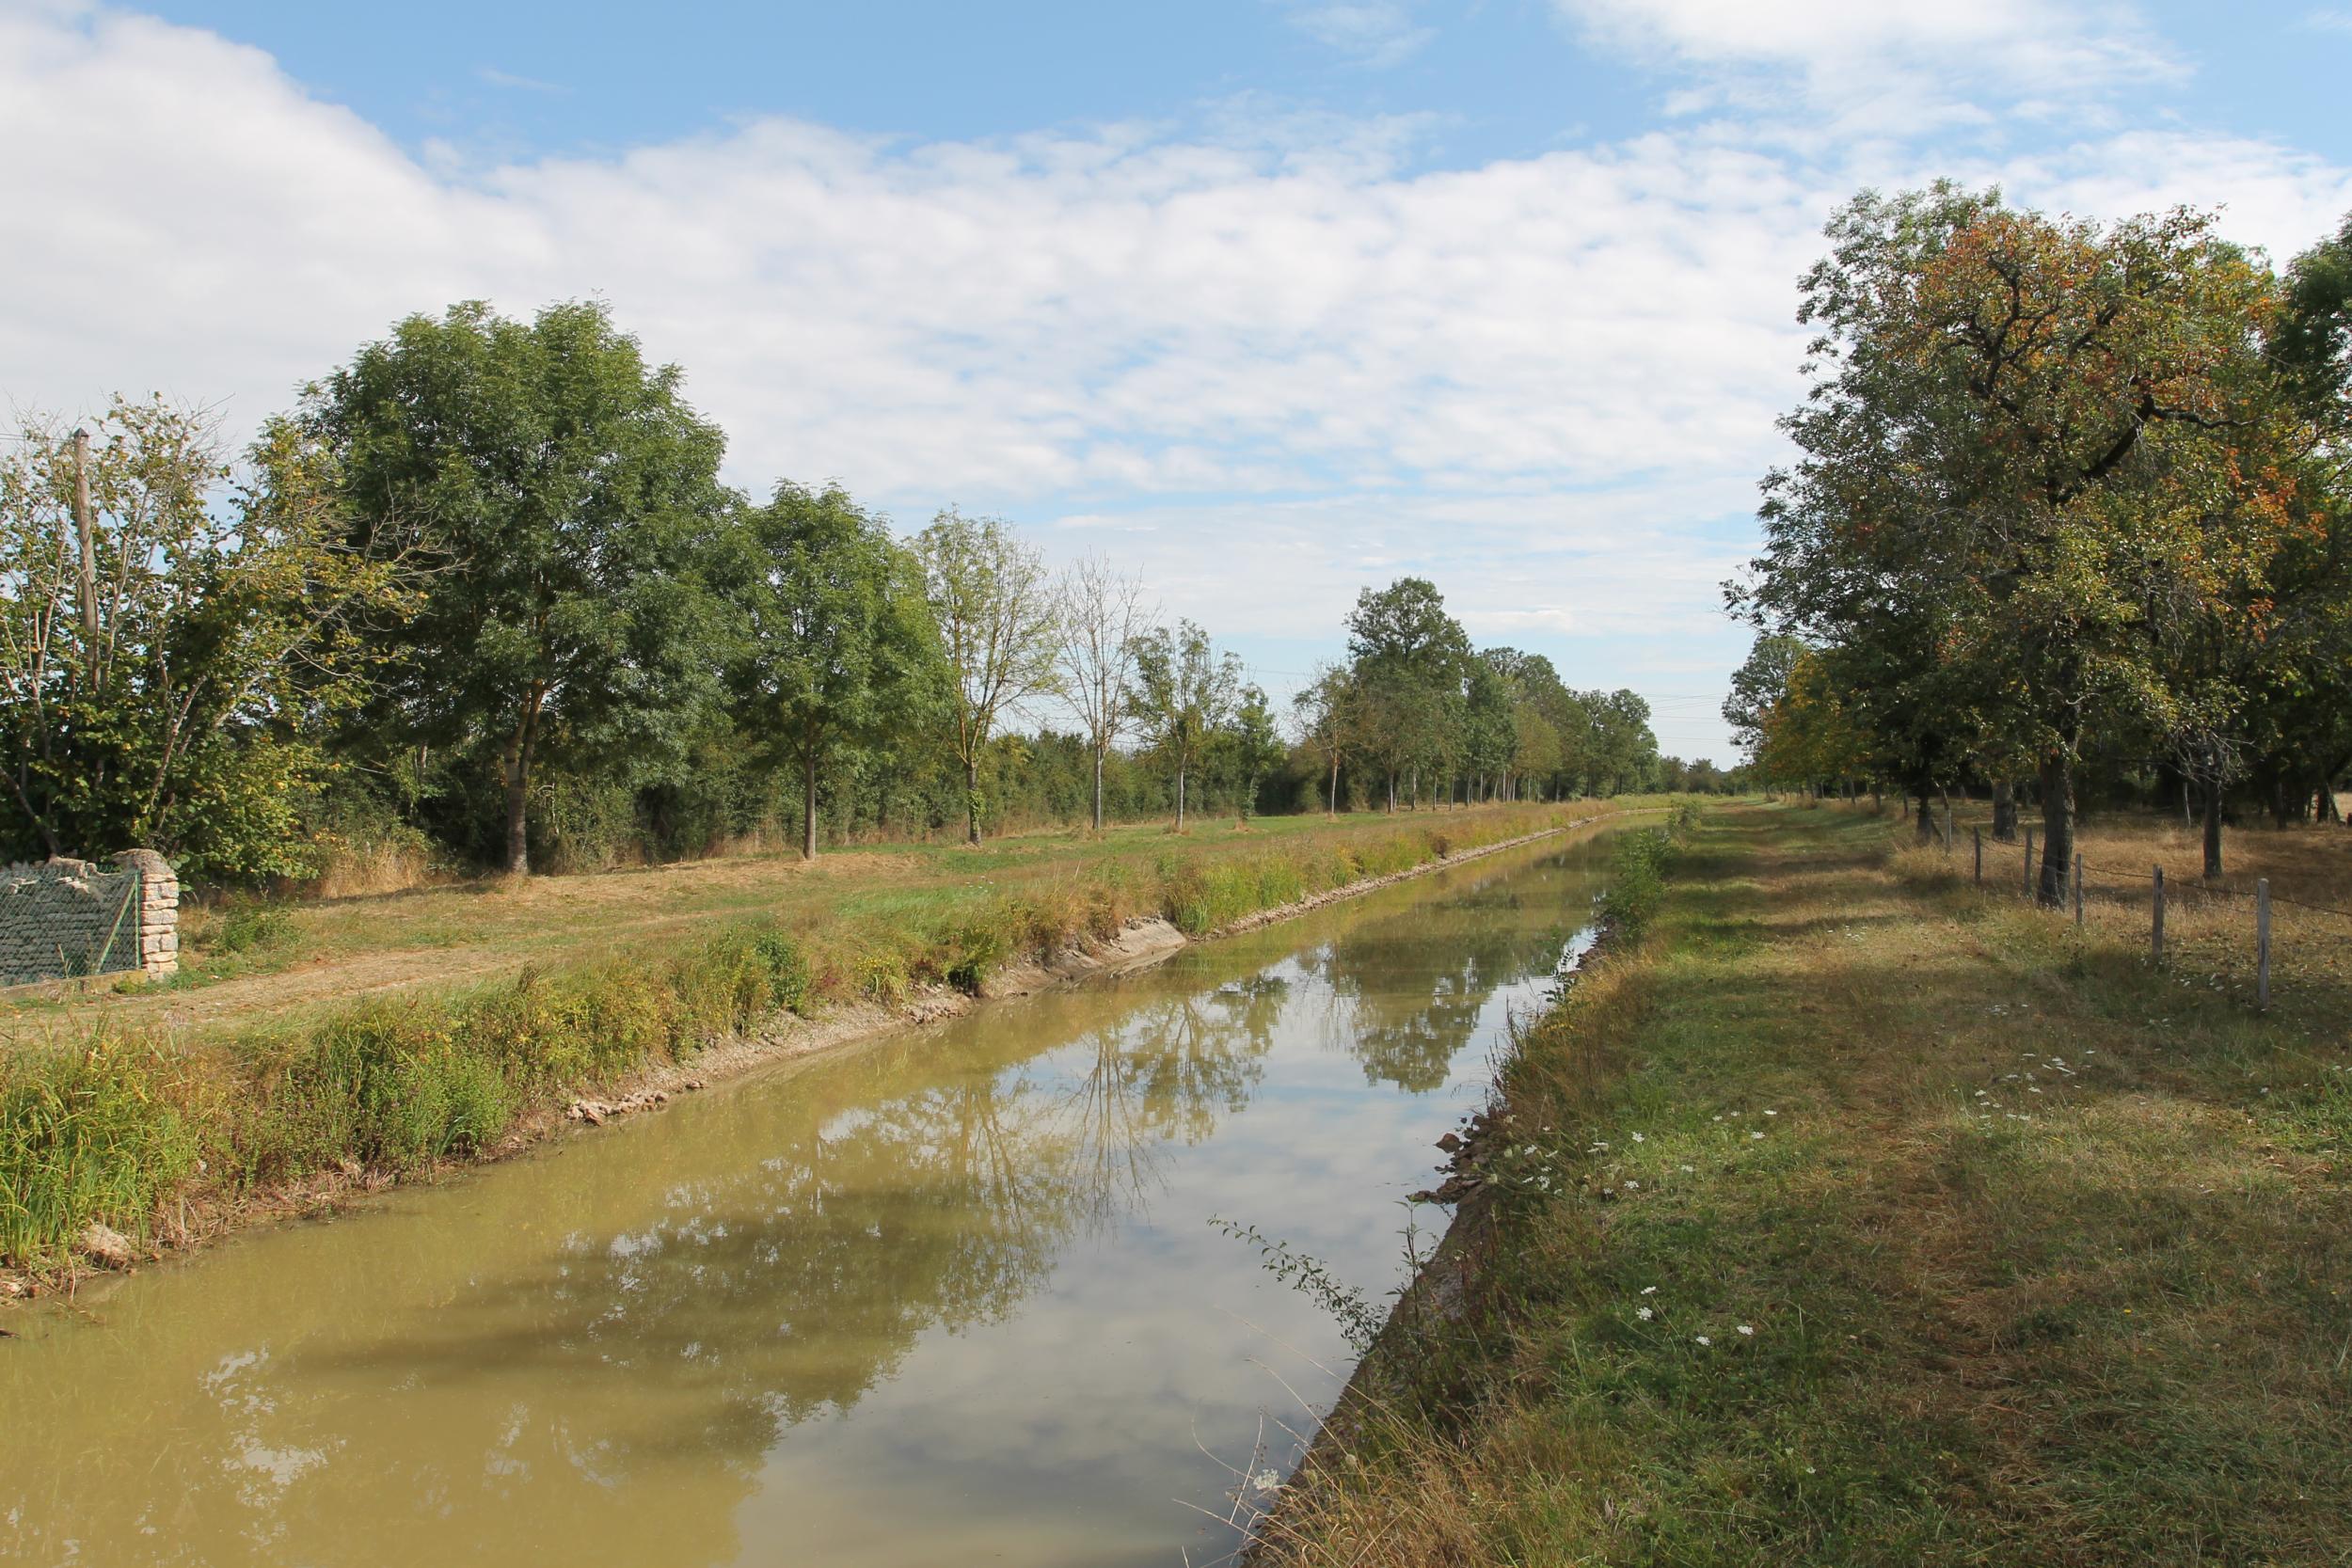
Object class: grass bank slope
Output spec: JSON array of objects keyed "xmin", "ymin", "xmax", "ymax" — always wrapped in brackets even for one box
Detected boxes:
[
  {"xmin": 1262, "ymin": 803, "xmax": 2352, "ymax": 1567},
  {"xmin": 0, "ymin": 803, "xmax": 1615, "ymax": 1278}
]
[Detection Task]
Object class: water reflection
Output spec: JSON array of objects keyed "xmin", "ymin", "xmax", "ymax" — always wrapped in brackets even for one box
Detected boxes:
[
  {"xmin": 0, "ymin": 832, "xmax": 1620, "ymax": 1568},
  {"xmin": 1312, "ymin": 864, "xmax": 1587, "ymax": 1089}
]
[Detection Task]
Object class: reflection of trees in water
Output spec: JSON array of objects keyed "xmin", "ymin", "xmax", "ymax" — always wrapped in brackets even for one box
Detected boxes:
[
  {"xmin": 1064, "ymin": 972, "xmax": 1282, "ymax": 1222},
  {"xmin": 2, "ymin": 851, "xmax": 1614, "ymax": 1566},
  {"xmin": 0, "ymin": 964, "xmax": 1300, "ymax": 1568},
  {"xmin": 1308, "ymin": 863, "xmax": 1583, "ymax": 1091}
]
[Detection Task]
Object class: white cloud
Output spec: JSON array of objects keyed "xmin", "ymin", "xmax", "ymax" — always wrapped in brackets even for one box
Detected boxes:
[
  {"xmin": 1274, "ymin": 1, "xmax": 1435, "ymax": 67},
  {"xmin": 4, "ymin": 3, "xmax": 2348, "ymax": 764},
  {"xmin": 1554, "ymin": 0, "xmax": 2183, "ymax": 136},
  {"xmin": 475, "ymin": 65, "xmax": 563, "ymax": 94}
]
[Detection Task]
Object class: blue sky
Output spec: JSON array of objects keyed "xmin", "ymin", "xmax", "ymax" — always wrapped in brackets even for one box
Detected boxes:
[{"xmin": 8, "ymin": 1, "xmax": 2352, "ymax": 760}]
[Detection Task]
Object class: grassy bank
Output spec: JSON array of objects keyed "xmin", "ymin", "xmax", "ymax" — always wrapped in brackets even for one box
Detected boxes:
[
  {"xmin": 1261, "ymin": 802, "xmax": 2352, "ymax": 1566},
  {"xmin": 0, "ymin": 803, "xmax": 1613, "ymax": 1275}
]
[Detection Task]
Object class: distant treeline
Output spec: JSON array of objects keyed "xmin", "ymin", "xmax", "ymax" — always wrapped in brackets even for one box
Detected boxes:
[
  {"xmin": 0, "ymin": 302, "xmax": 1728, "ymax": 886},
  {"xmin": 1728, "ymin": 185, "xmax": 2352, "ymax": 892}
]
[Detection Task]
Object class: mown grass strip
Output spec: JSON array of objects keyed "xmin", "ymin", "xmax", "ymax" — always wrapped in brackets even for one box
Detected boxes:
[{"xmin": 1261, "ymin": 802, "xmax": 2352, "ymax": 1567}]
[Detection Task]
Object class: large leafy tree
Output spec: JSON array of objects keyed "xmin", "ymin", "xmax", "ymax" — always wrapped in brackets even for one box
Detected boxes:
[
  {"xmin": 915, "ymin": 509, "xmax": 1059, "ymax": 846},
  {"xmin": 1220, "ymin": 683, "xmax": 1287, "ymax": 823},
  {"xmin": 1130, "ymin": 619, "xmax": 1239, "ymax": 831},
  {"xmin": 1722, "ymin": 634, "xmax": 1804, "ymax": 761},
  {"xmin": 0, "ymin": 397, "xmax": 417, "ymax": 879},
  {"xmin": 310, "ymin": 300, "xmax": 737, "ymax": 875},
  {"xmin": 1461, "ymin": 657, "xmax": 1518, "ymax": 804},
  {"xmin": 728, "ymin": 482, "xmax": 941, "ymax": 861},
  {"xmin": 1346, "ymin": 578, "xmax": 1471, "ymax": 810},
  {"xmin": 1292, "ymin": 662, "xmax": 1365, "ymax": 816},
  {"xmin": 1742, "ymin": 186, "xmax": 2303, "ymax": 902}
]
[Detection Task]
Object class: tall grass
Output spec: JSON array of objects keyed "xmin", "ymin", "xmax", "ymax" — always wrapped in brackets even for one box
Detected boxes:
[
  {"xmin": 1, "ymin": 804, "xmax": 1604, "ymax": 1271},
  {"xmin": 0, "ymin": 1038, "xmax": 201, "ymax": 1264}
]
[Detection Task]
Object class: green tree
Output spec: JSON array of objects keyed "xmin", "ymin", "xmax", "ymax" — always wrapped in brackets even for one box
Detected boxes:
[
  {"xmin": 1131, "ymin": 619, "xmax": 1239, "ymax": 831},
  {"xmin": 1742, "ymin": 186, "xmax": 2300, "ymax": 902},
  {"xmin": 915, "ymin": 509, "xmax": 1059, "ymax": 846},
  {"xmin": 1462, "ymin": 657, "xmax": 1518, "ymax": 802},
  {"xmin": 729, "ymin": 482, "xmax": 941, "ymax": 861},
  {"xmin": 1345, "ymin": 578, "xmax": 1470, "ymax": 811},
  {"xmin": 0, "ymin": 397, "xmax": 419, "ymax": 879},
  {"xmin": 1722, "ymin": 634, "xmax": 1804, "ymax": 761},
  {"xmin": 1222, "ymin": 683, "xmax": 1286, "ymax": 823},
  {"xmin": 1292, "ymin": 662, "xmax": 1365, "ymax": 816},
  {"xmin": 310, "ymin": 299, "xmax": 736, "ymax": 875}
]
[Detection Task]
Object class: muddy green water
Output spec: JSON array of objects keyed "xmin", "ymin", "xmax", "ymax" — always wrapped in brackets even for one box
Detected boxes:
[{"xmin": 0, "ymin": 830, "xmax": 1622, "ymax": 1566}]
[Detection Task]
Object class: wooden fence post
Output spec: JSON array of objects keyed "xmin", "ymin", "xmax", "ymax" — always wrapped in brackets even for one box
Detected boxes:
[
  {"xmin": 2153, "ymin": 864, "xmax": 2165, "ymax": 964},
  {"xmin": 1973, "ymin": 826, "xmax": 1982, "ymax": 886},
  {"xmin": 2073, "ymin": 853, "xmax": 2084, "ymax": 927},
  {"xmin": 2257, "ymin": 878, "xmax": 2271, "ymax": 1009}
]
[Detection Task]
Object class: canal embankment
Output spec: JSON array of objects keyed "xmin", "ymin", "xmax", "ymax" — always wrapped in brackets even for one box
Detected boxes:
[
  {"xmin": 1, "ymin": 802, "xmax": 1639, "ymax": 1292},
  {"xmin": 1252, "ymin": 801, "xmax": 2352, "ymax": 1566}
]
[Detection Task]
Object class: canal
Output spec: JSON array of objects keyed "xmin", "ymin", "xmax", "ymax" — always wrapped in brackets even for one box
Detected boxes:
[{"xmin": 0, "ymin": 826, "xmax": 1625, "ymax": 1565}]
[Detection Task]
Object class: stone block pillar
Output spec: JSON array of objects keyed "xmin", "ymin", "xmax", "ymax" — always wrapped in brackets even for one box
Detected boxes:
[{"xmin": 109, "ymin": 848, "xmax": 179, "ymax": 976}]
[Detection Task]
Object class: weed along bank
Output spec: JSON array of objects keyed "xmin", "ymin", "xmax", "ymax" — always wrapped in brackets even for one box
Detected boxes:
[{"xmin": 0, "ymin": 819, "xmax": 1640, "ymax": 1565}]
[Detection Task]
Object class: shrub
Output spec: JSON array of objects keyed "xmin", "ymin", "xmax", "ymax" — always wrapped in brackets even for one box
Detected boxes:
[
  {"xmin": 1598, "ymin": 828, "xmax": 1673, "ymax": 940},
  {"xmin": 213, "ymin": 903, "xmax": 295, "ymax": 955}
]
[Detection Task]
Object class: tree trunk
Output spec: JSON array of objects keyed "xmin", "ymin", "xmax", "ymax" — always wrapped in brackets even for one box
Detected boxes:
[
  {"xmin": 1991, "ymin": 781, "xmax": 2018, "ymax": 843},
  {"xmin": 1914, "ymin": 785, "xmax": 1935, "ymax": 844},
  {"xmin": 964, "ymin": 756, "xmax": 982, "ymax": 847},
  {"xmin": 1870, "ymin": 783, "xmax": 1882, "ymax": 815},
  {"xmin": 502, "ymin": 732, "xmax": 532, "ymax": 876},
  {"xmin": 1327, "ymin": 752, "xmax": 1340, "ymax": 817},
  {"xmin": 2201, "ymin": 781, "xmax": 2223, "ymax": 880},
  {"xmin": 803, "ymin": 748, "xmax": 820, "ymax": 862},
  {"xmin": 1175, "ymin": 764, "xmax": 1186, "ymax": 832},
  {"xmin": 1386, "ymin": 772, "xmax": 1395, "ymax": 813},
  {"xmin": 2036, "ymin": 756, "xmax": 2074, "ymax": 909},
  {"xmin": 1091, "ymin": 747, "xmax": 1105, "ymax": 833}
]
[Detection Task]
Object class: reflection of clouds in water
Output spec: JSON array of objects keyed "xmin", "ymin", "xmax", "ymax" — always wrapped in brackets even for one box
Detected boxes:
[{"xmin": 0, "ymin": 839, "xmax": 1618, "ymax": 1568}]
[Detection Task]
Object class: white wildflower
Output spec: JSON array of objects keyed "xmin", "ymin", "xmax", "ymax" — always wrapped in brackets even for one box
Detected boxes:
[
  {"xmin": 1750, "ymin": 1131, "xmax": 1765, "ymax": 1140},
  {"xmin": 1694, "ymin": 1335, "xmax": 1711, "ymax": 1346},
  {"xmin": 1631, "ymin": 1132, "xmax": 1646, "ymax": 1143},
  {"xmin": 1640, "ymin": 1286, "xmax": 1658, "ymax": 1295},
  {"xmin": 1636, "ymin": 1307, "xmax": 1654, "ymax": 1321},
  {"xmin": 1737, "ymin": 1324, "xmax": 1754, "ymax": 1337},
  {"xmin": 1251, "ymin": 1469, "xmax": 1284, "ymax": 1492}
]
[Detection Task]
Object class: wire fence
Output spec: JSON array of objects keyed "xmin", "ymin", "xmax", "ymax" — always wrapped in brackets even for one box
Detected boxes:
[
  {"xmin": 1943, "ymin": 821, "xmax": 2352, "ymax": 1012},
  {"xmin": 1762, "ymin": 799, "xmax": 2352, "ymax": 1015}
]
